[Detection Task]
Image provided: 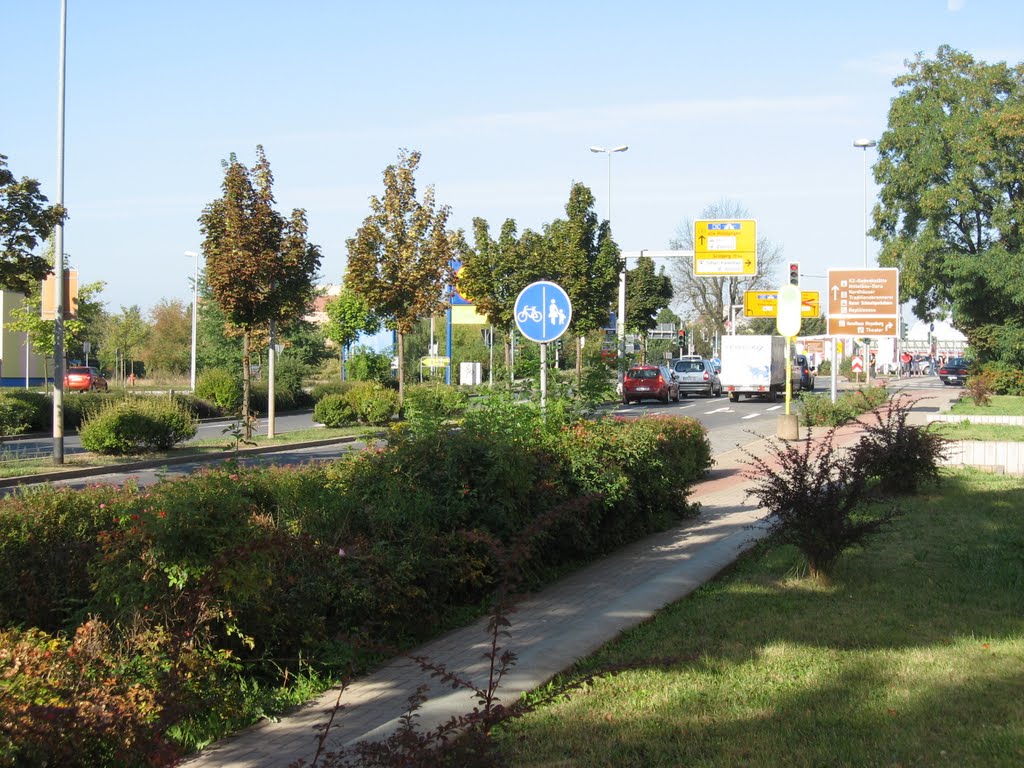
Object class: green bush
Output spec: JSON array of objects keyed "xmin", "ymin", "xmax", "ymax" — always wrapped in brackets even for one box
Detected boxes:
[
  {"xmin": 313, "ymin": 393, "xmax": 356, "ymax": 427},
  {"xmin": 977, "ymin": 361, "xmax": 1024, "ymax": 396},
  {"xmin": 402, "ymin": 383, "xmax": 469, "ymax": 423},
  {"xmin": 0, "ymin": 390, "xmax": 51, "ymax": 435},
  {"xmin": 346, "ymin": 381, "xmax": 400, "ymax": 425},
  {"xmin": 346, "ymin": 344, "xmax": 394, "ymax": 384},
  {"xmin": 62, "ymin": 391, "xmax": 113, "ymax": 431},
  {"xmin": 79, "ymin": 397, "xmax": 198, "ymax": 455},
  {"xmin": 309, "ymin": 379, "xmax": 356, "ymax": 401},
  {"xmin": 798, "ymin": 385, "xmax": 889, "ymax": 427},
  {"xmin": 195, "ymin": 367, "xmax": 242, "ymax": 413},
  {"xmin": 251, "ymin": 356, "xmax": 315, "ymax": 413}
]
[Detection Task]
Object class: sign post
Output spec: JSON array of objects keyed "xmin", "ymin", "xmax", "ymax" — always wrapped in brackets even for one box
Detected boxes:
[
  {"xmin": 827, "ymin": 268, "xmax": 899, "ymax": 394},
  {"xmin": 776, "ymin": 284, "xmax": 802, "ymax": 439},
  {"xmin": 514, "ymin": 281, "xmax": 573, "ymax": 411}
]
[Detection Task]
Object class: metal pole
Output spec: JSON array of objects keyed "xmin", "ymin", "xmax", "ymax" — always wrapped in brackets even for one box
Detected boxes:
[
  {"xmin": 189, "ymin": 252, "xmax": 198, "ymax": 391},
  {"xmin": 540, "ymin": 342, "xmax": 547, "ymax": 414},
  {"xmin": 267, "ymin": 320, "xmax": 276, "ymax": 438},
  {"xmin": 52, "ymin": 0, "xmax": 68, "ymax": 465},
  {"xmin": 862, "ymin": 148, "xmax": 869, "ymax": 268}
]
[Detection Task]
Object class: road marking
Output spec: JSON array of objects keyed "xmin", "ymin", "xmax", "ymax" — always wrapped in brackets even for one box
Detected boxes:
[
  {"xmin": 767, "ymin": 405, "xmax": 783, "ymax": 411},
  {"xmin": 704, "ymin": 407, "xmax": 731, "ymax": 414},
  {"xmin": 742, "ymin": 413, "xmax": 761, "ymax": 420}
]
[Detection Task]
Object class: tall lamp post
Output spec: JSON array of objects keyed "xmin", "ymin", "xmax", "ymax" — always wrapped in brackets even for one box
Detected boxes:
[
  {"xmin": 184, "ymin": 251, "xmax": 199, "ymax": 392},
  {"xmin": 853, "ymin": 138, "xmax": 877, "ymax": 268},
  {"xmin": 590, "ymin": 145, "xmax": 629, "ymax": 375}
]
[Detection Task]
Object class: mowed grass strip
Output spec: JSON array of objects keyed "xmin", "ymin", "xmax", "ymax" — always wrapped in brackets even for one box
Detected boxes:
[
  {"xmin": 929, "ymin": 422, "xmax": 1024, "ymax": 442},
  {"xmin": 497, "ymin": 468, "xmax": 1024, "ymax": 768},
  {"xmin": 950, "ymin": 395, "xmax": 1024, "ymax": 417}
]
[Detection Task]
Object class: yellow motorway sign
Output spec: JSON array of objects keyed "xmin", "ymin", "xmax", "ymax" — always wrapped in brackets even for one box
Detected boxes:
[
  {"xmin": 694, "ymin": 219, "xmax": 757, "ymax": 276},
  {"xmin": 743, "ymin": 290, "xmax": 821, "ymax": 318}
]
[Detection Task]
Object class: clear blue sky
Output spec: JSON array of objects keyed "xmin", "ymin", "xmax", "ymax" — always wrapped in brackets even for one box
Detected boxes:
[{"xmin": 6, "ymin": 0, "xmax": 1024, "ymax": 317}]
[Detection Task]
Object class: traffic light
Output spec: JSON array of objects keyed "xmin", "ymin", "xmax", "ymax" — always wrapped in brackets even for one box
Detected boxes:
[
  {"xmin": 788, "ymin": 261, "xmax": 800, "ymax": 286},
  {"xmin": 678, "ymin": 328, "xmax": 687, "ymax": 347}
]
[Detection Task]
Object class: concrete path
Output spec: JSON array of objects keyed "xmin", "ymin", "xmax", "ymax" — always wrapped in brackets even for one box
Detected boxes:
[{"xmin": 178, "ymin": 390, "xmax": 958, "ymax": 768}]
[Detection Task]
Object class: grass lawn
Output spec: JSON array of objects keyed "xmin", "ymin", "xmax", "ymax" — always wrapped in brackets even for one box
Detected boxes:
[
  {"xmin": 929, "ymin": 422, "xmax": 1024, "ymax": 441},
  {"xmin": 496, "ymin": 468, "xmax": 1024, "ymax": 767},
  {"xmin": 950, "ymin": 395, "xmax": 1024, "ymax": 417}
]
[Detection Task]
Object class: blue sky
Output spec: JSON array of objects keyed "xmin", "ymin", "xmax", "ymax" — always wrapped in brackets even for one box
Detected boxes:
[{"xmin": 6, "ymin": 0, "xmax": 1024, "ymax": 318}]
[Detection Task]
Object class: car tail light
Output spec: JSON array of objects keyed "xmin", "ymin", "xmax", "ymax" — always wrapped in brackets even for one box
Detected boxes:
[{"xmin": 703, "ymin": 371, "xmax": 709, "ymax": 381}]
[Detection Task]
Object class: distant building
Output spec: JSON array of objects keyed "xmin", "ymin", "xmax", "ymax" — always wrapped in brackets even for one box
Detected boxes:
[
  {"xmin": 0, "ymin": 290, "xmax": 48, "ymax": 387},
  {"xmin": 304, "ymin": 283, "xmax": 342, "ymax": 327}
]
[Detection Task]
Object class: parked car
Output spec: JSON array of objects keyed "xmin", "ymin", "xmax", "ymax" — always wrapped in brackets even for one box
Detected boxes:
[
  {"xmin": 793, "ymin": 354, "xmax": 815, "ymax": 391},
  {"xmin": 64, "ymin": 366, "xmax": 108, "ymax": 392},
  {"xmin": 622, "ymin": 364, "xmax": 679, "ymax": 404},
  {"xmin": 937, "ymin": 357, "xmax": 971, "ymax": 386},
  {"xmin": 672, "ymin": 357, "xmax": 722, "ymax": 398}
]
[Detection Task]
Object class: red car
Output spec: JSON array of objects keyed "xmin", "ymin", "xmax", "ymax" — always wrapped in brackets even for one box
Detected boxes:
[
  {"xmin": 622, "ymin": 364, "xmax": 679, "ymax": 405},
  {"xmin": 65, "ymin": 366, "xmax": 109, "ymax": 392}
]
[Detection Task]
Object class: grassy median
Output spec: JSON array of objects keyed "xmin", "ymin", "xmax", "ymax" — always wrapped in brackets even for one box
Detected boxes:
[{"xmin": 496, "ymin": 468, "xmax": 1024, "ymax": 767}]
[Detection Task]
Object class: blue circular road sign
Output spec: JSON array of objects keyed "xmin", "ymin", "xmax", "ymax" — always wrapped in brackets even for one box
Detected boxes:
[{"xmin": 514, "ymin": 281, "xmax": 573, "ymax": 343}]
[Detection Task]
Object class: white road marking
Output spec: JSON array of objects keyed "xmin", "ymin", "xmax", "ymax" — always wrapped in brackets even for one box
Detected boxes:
[{"xmin": 742, "ymin": 412, "xmax": 761, "ymax": 420}]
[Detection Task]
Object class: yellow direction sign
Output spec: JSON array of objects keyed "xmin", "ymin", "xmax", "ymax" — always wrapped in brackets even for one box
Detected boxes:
[
  {"xmin": 744, "ymin": 290, "xmax": 821, "ymax": 318},
  {"xmin": 694, "ymin": 219, "xmax": 757, "ymax": 276}
]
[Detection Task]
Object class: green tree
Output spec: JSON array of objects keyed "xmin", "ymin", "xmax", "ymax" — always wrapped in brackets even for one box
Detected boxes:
[
  {"xmin": 141, "ymin": 299, "xmax": 191, "ymax": 376},
  {"xmin": 544, "ymin": 183, "xmax": 623, "ymax": 381},
  {"xmin": 0, "ymin": 154, "xmax": 65, "ymax": 293},
  {"xmin": 625, "ymin": 255, "xmax": 674, "ymax": 362},
  {"xmin": 323, "ymin": 286, "xmax": 381, "ymax": 380},
  {"xmin": 345, "ymin": 149, "xmax": 455, "ymax": 401},
  {"xmin": 459, "ymin": 217, "xmax": 544, "ymax": 373},
  {"xmin": 669, "ymin": 199, "xmax": 785, "ymax": 338},
  {"xmin": 199, "ymin": 146, "xmax": 322, "ymax": 435},
  {"xmin": 99, "ymin": 305, "xmax": 150, "ymax": 382},
  {"xmin": 873, "ymin": 45, "xmax": 1024, "ymax": 365}
]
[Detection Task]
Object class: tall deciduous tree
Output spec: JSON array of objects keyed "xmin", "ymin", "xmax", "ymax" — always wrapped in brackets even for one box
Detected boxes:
[
  {"xmin": 345, "ymin": 149, "xmax": 455, "ymax": 400},
  {"xmin": 625, "ymin": 255, "xmax": 674, "ymax": 362},
  {"xmin": 141, "ymin": 299, "xmax": 191, "ymax": 376},
  {"xmin": 199, "ymin": 146, "xmax": 322, "ymax": 432},
  {"xmin": 0, "ymin": 153, "xmax": 65, "ymax": 293},
  {"xmin": 873, "ymin": 46, "xmax": 1024, "ymax": 364},
  {"xmin": 544, "ymin": 183, "xmax": 623, "ymax": 381},
  {"xmin": 99, "ymin": 305, "xmax": 150, "ymax": 382},
  {"xmin": 323, "ymin": 286, "xmax": 381, "ymax": 380},
  {"xmin": 669, "ymin": 199, "xmax": 784, "ymax": 338},
  {"xmin": 460, "ymin": 217, "xmax": 544, "ymax": 371}
]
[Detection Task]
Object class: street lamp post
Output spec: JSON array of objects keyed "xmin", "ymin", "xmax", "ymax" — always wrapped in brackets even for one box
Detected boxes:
[
  {"xmin": 590, "ymin": 145, "xmax": 629, "ymax": 375},
  {"xmin": 853, "ymin": 138, "xmax": 877, "ymax": 268},
  {"xmin": 184, "ymin": 251, "xmax": 199, "ymax": 392}
]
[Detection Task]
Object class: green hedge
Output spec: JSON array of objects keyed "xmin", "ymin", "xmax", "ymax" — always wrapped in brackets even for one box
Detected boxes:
[{"xmin": 0, "ymin": 400, "xmax": 713, "ymax": 764}]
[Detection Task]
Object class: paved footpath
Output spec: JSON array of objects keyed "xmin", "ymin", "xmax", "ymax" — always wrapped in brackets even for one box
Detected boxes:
[{"xmin": 179, "ymin": 388, "xmax": 957, "ymax": 768}]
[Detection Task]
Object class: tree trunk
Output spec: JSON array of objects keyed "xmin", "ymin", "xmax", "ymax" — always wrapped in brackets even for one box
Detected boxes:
[
  {"xmin": 575, "ymin": 335, "xmax": 583, "ymax": 384},
  {"xmin": 242, "ymin": 332, "xmax": 253, "ymax": 440},
  {"xmin": 397, "ymin": 331, "xmax": 405, "ymax": 403}
]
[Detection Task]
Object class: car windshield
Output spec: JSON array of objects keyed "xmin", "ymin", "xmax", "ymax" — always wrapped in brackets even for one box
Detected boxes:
[
  {"xmin": 627, "ymin": 369, "xmax": 659, "ymax": 379},
  {"xmin": 946, "ymin": 358, "xmax": 968, "ymax": 367},
  {"xmin": 68, "ymin": 368, "xmax": 92, "ymax": 375},
  {"xmin": 676, "ymin": 362, "xmax": 704, "ymax": 373}
]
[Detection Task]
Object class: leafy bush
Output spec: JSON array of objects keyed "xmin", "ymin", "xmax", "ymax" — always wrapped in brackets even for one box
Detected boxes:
[
  {"xmin": 195, "ymin": 367, "xmax": 241, "ymax": 413},
  {"xmin": 965, "ymin": 369, "xmax": 995, "ymax": 406},
  {"xmin": 742, "ymin": 428, "xmax": 897, "ymax": 579},
  {"xmin": 79, "ymin": 398, "xmax": 198, "ymax": 455},
  {"xmin": 798, "ymin": 385, "xmax": 889, "ymax": 427},
  {"xmin": 402, "ymin": 383, "xmax": 469, "ymax": 423},
  {"xmin": 313, "ymin": 392, "xmax": 356, "ymax": 427},
  {"xmin": 346, "ymin": 381, "xmax": 400, "ymax": 425},
  {"xmin": 0, "ymin": 390, "xmax": 50, "ymax": 435},
  {"xmin": 347, "ymin": 345, "xmax": 394, "ymax": 384},
  {"xmin": 309, "ymin": 379, "xmax": 356, "ymax": 401},
  {"xmin": 0, "ymin": 619, "xmax": 185, "ymax": 767},
  {"xmin": 977, "ymin": 361, "xmax": 1024, "ymax": 396},
  {"xmin": 854, "ymin": 393, "xmax": 949, "ymax": 495},
  {"xmin": 251, "ymin": 356, "xmax": 315, "ymax": 413}
]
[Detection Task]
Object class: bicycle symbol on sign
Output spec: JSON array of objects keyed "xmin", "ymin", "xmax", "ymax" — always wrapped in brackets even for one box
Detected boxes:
[{"xmin": 517, "ymin": 305, "xmax": 542, "ymax": 323}]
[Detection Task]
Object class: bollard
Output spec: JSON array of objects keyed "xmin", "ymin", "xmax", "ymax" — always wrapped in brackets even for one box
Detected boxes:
[{"xmin": 777, "ymin": 413, "xmax": 799, "ymax": 440}]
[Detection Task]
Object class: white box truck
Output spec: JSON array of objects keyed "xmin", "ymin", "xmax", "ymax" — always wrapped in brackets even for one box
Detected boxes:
[{"xmin": 720, "ymin": 335, "xmax": 798, "ymax": 403}]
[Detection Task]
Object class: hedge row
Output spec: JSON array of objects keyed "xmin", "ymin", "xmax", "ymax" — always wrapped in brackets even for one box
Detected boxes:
[{"xmin": 0, "ymin": 398, "xmax": 713, "ymax": 764}]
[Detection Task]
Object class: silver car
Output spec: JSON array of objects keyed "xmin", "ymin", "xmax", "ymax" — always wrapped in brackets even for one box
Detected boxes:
[{"xmin": 672, "ymin": 357, "xmax": 723, "ymax": 397}]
